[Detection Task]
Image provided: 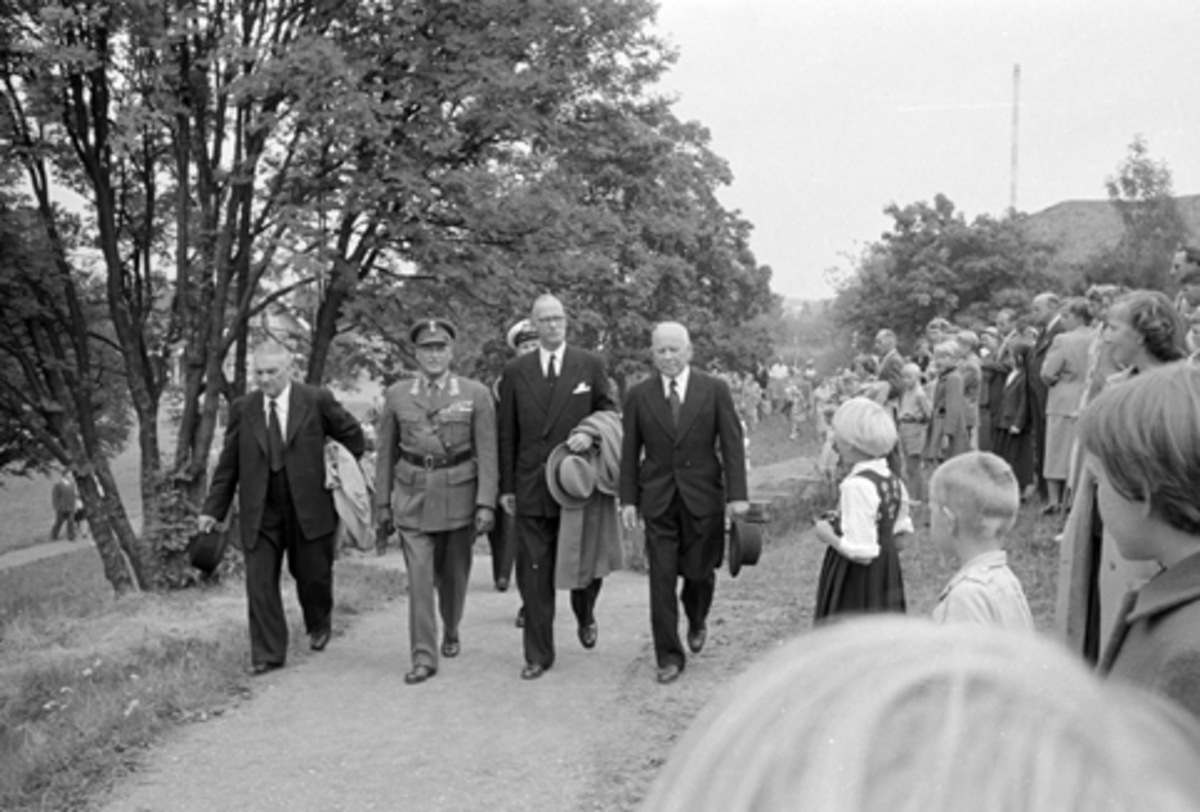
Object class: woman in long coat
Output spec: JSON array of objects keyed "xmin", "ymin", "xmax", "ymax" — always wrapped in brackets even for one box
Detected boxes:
[{"xmin": 1055, "ymin": 291, "xmax": 1189, "ymax": 662}]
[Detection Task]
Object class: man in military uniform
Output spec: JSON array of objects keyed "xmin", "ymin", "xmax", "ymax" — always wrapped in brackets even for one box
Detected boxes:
[{"xmin": 375, "ymin": 319, "xmax": 498, "ymax": 685}]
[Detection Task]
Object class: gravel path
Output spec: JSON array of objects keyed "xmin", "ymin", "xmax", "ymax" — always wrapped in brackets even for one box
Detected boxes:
[{"xmin": 99, "ymin": 555, "xmax": 657, "ymax": 812}]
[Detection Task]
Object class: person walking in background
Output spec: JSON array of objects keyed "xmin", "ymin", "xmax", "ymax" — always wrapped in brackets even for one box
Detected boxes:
[
  {"xmin": 620, "ymin": 322, "xmax": 748, "ymax": 685},
  {"xmin": 928, "ymin": 452, "xmax": 1034, "ymax": 630},
  {"xmin": 488, "ymin": 318, "xmax": 540, "ymax": 598},
  {"xmin": 814, "ymin": 397, "xmax": 913, "ymax": 621},
  {"xmin": 1039, "ymin": 297, "xmax": 1092, "ymax": 515},
  {"xmin": 50, "ymin": 468, "xmax": 78, "ymax": 541},
  {"xmin": 498, "ymin": 294, "xmax": 616, "ymax": 681},
  {"xmin": 199, "ymin": 342, "xmax": 365, "ymax": 675},
  {"xmin": 374, "ymin": 319, "xmax": 498, "ymax": 685}
]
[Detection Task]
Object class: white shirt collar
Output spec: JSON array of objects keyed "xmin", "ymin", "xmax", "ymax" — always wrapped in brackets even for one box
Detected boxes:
[
  {"xmin": 662, "ymin": 366, "xmax": 691, "ymax": 401},
  {"xmin": 540, "ymin": 345, "xmax": 565, "ymax": 376},
  {"xmin": 265, "ymin": 383, "xmax": 291, "ymax": 425}
]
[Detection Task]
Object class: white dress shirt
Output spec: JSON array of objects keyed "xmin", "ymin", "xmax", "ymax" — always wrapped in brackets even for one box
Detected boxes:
[
  {"xmin": 661, "ymin": 366, "xmax": 691, "ymax": 403},
  {"xmin": 264, "ymin": 383, "xmax": 292, "ymax": 435},
  {"xmin": 539, "ymin": 345, "xmax": 565, "ymax": 378}
]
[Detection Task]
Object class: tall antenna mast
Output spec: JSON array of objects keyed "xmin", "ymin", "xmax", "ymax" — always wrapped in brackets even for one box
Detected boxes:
[{"xmin": 1009, "ymin": 64, "xmax": 1021, "ymax": 215}]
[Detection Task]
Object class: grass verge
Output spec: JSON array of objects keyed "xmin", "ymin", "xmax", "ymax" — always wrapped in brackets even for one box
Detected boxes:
[{"xmin": 0, "ymin": 553, "xmax": 404, "ymax": 812}]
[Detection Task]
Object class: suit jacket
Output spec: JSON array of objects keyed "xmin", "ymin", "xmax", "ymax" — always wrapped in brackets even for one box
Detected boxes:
[
  {"xmin": 877, "ymin": 350, "xmax": 904, "ymax": 402},
  {"xmin": 498, "ymin": 346, "xmax": 616, "ymax": 517},
  {"xmin": 1040, "ymin": 326, "xmax": 1092, "ymax": 417},
  {"xmin": 620, "ymin": 369, "xmax": 748, "ymax": 519},
  {"xmin": 1028, "ymin": 315, "xmax": 1064, "ymax": 410},
  {"xmin": 923, "ymin": 367, "xmax": 969, "ymax": 462},
  {"xmin": 203, "ymin": 383, "xmax": 365, "ymax": 549},
  {"xmin": 1100, "ymin": 550, "xmax": 1200, "ymax": 723},
  {"xmin": 375, "ymin": 374, "xmax": 498, "ymax": 533}
]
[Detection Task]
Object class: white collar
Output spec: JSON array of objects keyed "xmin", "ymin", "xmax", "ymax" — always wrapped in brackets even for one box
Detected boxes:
[
  {"xmin": 662, "ymin": 366, "xmax": 691, "ymax": 399},
  {"xmin": 266, "ymin": 383, "xmax": 291, "ymax": 408},
  {"xmin": 848, "ymin": 457, "xmax": 890, "ymax": 476},
  {"xmin": 540, "ymin": 345, "xmax": 565, "ymax": 374}
]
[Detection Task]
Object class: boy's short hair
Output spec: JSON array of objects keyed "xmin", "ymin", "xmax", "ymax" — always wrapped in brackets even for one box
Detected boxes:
[
  {"xmin": 831, "ymin": 396, "xmax": 897, "ymax": 458},
  {"xmin": 930, "ymin": 452, "xmax": 1020, "ymax": 540},
  {"xmin": 1079, "ymin": 362, "xmax": 1200, "ymax": 535}
]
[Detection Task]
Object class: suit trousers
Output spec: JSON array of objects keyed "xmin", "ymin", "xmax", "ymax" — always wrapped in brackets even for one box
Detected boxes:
[
  {"xmin": 399, "ymin": 524, "xmax": 474, "ymax": 668},
  {"xmin": 644, "ymin": 495, "xmax": 723, "ymax": 670},
  {"xmin": 516, "ymin": 514, "xmax": 603, "ymax": 668},
  {"xmin": 244, "ymin": 470, "xmax": 335, "ymax": 666}
]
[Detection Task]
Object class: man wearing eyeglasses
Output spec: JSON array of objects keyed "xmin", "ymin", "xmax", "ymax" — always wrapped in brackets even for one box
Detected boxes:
[{"xmin": 498, "ymin": 294, "xmax": 616, "ymax": 680}]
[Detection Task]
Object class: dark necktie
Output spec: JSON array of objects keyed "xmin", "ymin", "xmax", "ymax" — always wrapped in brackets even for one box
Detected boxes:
[
  {"xmin": 547, "ymin": 354, "xmax": 558, "ymax": 385},
  {"xmin": 268, "ymin": 399, "xmax": 285, "ymax": 472},
  {"xmin": 669, "ymin": 378, "xmax": 681, "ymax": 427}
]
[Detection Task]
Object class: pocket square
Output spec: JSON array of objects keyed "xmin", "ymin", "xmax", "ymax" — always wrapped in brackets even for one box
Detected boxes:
[{"xmin": 572, "ymin": 382, "xmax": 592, "ymax": 394}]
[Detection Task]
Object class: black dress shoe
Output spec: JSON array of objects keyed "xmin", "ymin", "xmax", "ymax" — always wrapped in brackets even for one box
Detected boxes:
[
  {"xmin": 404, "ymin": 664, "xmax": 436, "ymax": 685},
  {"xmin": 578, "ymin": 621, "xmax": 598, "ymax": 650},
  {"xmin": 656, "ymin": 664, "xmax": 682, "ymax": 684},
  {"xmin": 495, "ymin": 577, "xmax": 509, "ymax": 592},
  {"xmin": 250, "ymin": 662, "xmax": 284, "ymax": 676},
  {"xmin": 687, "ymin": 626, "xmax": 707, "ymax": 654},
  {"xmin": 521, "ymin": 663, "xmax": 548, "ymax": 680},
  {"xmin": 309, "ymin": 630, "xmax": 330, "ymax": 652},
  {"xmin": 441, "ymin": 635, "xmax": 460, "ymax": 658},
  {"xmin": 515, "ymin": 607, "xmax": 526, "ymax": 628}
]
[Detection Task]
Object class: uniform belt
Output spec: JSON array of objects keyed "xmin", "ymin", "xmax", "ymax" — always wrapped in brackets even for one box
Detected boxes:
[{"xmin": 398, "ymin": 448, "xmax": 473, "ymax": 470}]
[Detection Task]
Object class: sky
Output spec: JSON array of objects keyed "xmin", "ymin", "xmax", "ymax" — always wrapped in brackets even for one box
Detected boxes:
[{"xmin": 651, "ymin": 0, "xmax": 1200, "ymax": 301}]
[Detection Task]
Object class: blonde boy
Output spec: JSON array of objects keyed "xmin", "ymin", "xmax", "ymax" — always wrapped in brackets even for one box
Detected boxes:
[{"xmin": 929, "ymin": 451, "xmax": 1034, "ymax": 630}]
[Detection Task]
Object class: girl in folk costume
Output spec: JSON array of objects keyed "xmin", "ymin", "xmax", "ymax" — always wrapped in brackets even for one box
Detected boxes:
[{"xmin": 814, "ymin": 397, "xmax": 914, "ymax": 620}]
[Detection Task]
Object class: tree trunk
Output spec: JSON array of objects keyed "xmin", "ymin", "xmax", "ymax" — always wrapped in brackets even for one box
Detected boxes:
[{"xmin": 75, "ymin": 464, "xmax": 135, "ymax": 596}]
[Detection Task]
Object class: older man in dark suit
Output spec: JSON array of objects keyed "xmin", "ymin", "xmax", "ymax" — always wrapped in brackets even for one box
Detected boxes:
[
  {"xmin": 620, "ymin": 322, "xmax": 748, "ymax": 684},
  {"xmin": 199, "ymin": 342, "xmax": 365, "ymax": 674},
  {"xmin": 498, "ymin": 294, "xmax": 616, "ymax": 680}
]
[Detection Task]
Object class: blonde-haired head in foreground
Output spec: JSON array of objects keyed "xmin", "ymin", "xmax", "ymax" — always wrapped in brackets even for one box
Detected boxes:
[
  {"xmin": 831, "ymin": 396, "xmax": 896, "ymax": 459},
  {"xmin": 929, "ymin": 452, "xmax": 1020, "ymax": 542},
  {"xmin": 642, "ymin": 616, "xmax": 1200, "ymax": 812}
]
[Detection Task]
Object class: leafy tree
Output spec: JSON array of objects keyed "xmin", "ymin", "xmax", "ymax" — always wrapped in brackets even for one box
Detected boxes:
[
  {"xmin": 832, "ymin": 194, "xmax": 1055, "ymax": 352},
  {"xmin": 2, "ymin": 0, "xmax": 774, "ymax": 592},
  {"xmin": 1088, "ymin": 135, "xmax": 1188, "ymax": 290}
]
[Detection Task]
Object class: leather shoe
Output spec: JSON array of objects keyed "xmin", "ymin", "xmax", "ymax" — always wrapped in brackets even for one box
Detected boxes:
[
  {"xmin": 250, "ymin": 662, "xmax": 284, "ymax": 676},
  {"xmin": 521, "ymin": 663, "xmax": 548, "ymax": 680},
  {"xmin": 515, "ymin": 607, "xmax": 526, "ymax": 628},
  {"xmin": 687, "ymin": 626, "xmax": 707, "ymax": 654},
  {"xmin": 578, "ymin": 621, "xmax": 598, "ymax": 650},
  {"xmin": 441, "ymin": 635, "xmax": 460, "ymax": 658},
  {"xmin": 309, "ymin": 630, "xmax": 330, "ymax": 652},
  {"xmin": 404, "ymin": 664, "xmax": 436, "ymax": 685},
  {"xmin": 656, "ymin": 664, "xmax": 682, "ymax": 684},
  {"xmin": 495, "ymin": 577, "xmax": 509, "ymax": 592}
]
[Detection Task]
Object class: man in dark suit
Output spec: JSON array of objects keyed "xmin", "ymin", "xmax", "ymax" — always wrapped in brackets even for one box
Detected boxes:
[
  {"xmin": 620, "ymin": 322, "xmax": 748, "ymax": 684},
  {"xmin": 874, "ymin": 329, "xmax": 904, "ymax": 402},
  {"xmin": 1027, "ymin": 292, "xmax": 1063, "ymax": 501},
  {"xmin": 199, "ymin": 342, "xmax": 365, "ymax": 674},
  {"xmin": 498, "ymin": 294, "xmax": 616, "ymax": 680}
]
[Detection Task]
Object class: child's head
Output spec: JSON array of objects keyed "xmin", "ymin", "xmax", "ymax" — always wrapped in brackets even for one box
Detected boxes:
[
  {"xmin": 831, "ymin": 396, "xmax": 897, "ymax": 461},
  {"xmin": 1078, "ymin": 362, "xmax": 1200, "ymax": 557},
  {"xmin": 900, "ymin": 362, "xmax": 922, "ymax": 391},
  {"xmin": 928, "ymin": 452, "xmax": 1020, "ymax": 553},
  {"xmin": 643, "ymin": 616, "xmax": 1200, "ymax": 812}
]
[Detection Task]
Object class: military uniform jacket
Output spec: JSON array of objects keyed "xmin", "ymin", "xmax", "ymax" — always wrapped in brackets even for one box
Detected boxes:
[{"xmin": 375, "ymin": 374, "xmax": 498, "ymax": 533}]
